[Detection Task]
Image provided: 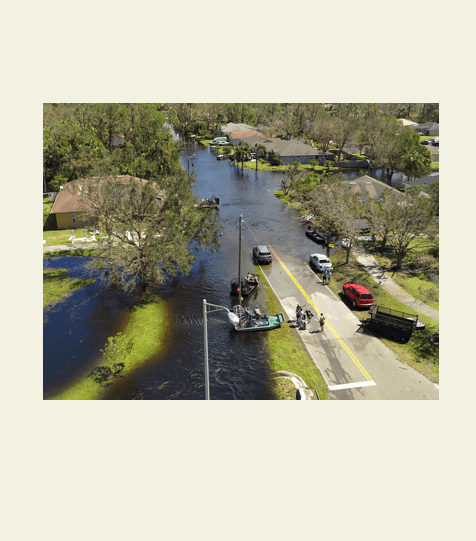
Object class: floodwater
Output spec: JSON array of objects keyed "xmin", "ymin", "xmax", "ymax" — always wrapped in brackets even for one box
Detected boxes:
[{"xmin": 43, "ymin": 142, "xmax": 351, "ymax": 400}]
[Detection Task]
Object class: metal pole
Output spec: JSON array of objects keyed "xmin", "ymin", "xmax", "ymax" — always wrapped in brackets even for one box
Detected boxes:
[
  {"xmin": 238, "ymin": 215, "xmax": 242, "ymax": 308},
  {"xmin": 203, "ymin": 298, "xmax": 210, "ymax": 400}
]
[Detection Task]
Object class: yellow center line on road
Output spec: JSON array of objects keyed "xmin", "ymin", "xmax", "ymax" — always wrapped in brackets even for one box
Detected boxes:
[{"xmin": 269, "ymin": 246, "xmax": 373, "ymax": 382}]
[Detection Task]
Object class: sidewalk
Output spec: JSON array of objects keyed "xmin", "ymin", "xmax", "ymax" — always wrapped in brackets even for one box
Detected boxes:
[{"xmin": 352, "ymin": 246, "xmax": 439, "ymax": 323}]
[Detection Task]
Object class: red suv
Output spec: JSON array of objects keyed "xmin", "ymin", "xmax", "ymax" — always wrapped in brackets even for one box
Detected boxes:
[{"xmin": 342, "ymin": 284, "xmax": 374, "ymax": 309}]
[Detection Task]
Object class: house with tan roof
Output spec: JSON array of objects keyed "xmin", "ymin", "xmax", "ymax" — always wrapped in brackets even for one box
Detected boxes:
[{"xmin": 50, "ymin": 175, "xmax": 164, "ymax": 230}]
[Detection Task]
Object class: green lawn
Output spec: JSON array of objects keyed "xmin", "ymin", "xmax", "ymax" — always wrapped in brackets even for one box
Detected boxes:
[
  {"xmin": 253, "ymin": 266, "xmax": 329, "ymax": 399},
  {"xmin": 48, "ymin": 298, "xmax": 169, "ymax": 400},
  {"xmin": 43, "ymin": 267, "xmax": 96, "ymax": 308},
  {"xmin": 43, "ymin": 229, "xmax": 108, "ymax": 246},
  {"xmin": 327, "ymin": 250, "xmax": 439, "ymax": 382},
  {"xmin": 235, "ymin": 159, "xmax": 332, "ymax": 173}
]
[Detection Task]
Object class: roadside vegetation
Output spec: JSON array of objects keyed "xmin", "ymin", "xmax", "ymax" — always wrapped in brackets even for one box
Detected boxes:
[
  {"xmin": 43, "ymin": 267, "xmax": 96, "ymax": 308},
  {"xmin": 253, "ymin": 266, "xmax": 328, "ymax": 400},
  {"xmin": 327, "ymin": 250, "xmax": 439, "ymax": 383},
  {"xmin": 48, "ymin": 296, "xmax": 169, "ymax": 400},
  {"xmin": 363, "ymin": 239, "xmax": 439, "ymax": 309}
]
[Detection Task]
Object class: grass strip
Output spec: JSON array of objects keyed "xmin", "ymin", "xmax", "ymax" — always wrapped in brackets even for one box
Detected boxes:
[
  {"xmin": 48, "ymin": 299, "xmax": 169, "ymax": 400},
  {"xmin": 327, "ymin": 250, "xmax": 439, "ymax": 383},
  {"xmin": 253, "ymin": 266, "xmax": 329, "ymax": 399},
  {"xmin": 43, "ymin": 268, "xmax": 96, "ymax": 308}
]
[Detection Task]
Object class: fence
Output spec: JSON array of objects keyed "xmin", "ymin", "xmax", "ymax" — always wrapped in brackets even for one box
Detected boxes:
[{"xmin": 43, "ymin": 192, "xmax": 58, "ymax": 202}]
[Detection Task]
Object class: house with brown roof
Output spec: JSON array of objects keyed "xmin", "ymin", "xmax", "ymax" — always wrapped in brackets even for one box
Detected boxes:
[
  {"xmin": 228, "ymin": 130, "xmax": 264, "ymax": 145},
  {"xmin": 50, "ymin": 175, "xmax": 164, "ymax": 230}
]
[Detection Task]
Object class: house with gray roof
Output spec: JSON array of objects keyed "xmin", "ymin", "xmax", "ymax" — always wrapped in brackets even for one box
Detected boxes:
[
  {"xmin": 410, "ymin": 122, "xmax": 439, "ymax": 136},
  {"xmin": 342, "ymin": 175, "xmax": 402, "ymax": 204},
  {"xmin": 397, "ymin": 172, "xmax": 439, "ymax": 190}
]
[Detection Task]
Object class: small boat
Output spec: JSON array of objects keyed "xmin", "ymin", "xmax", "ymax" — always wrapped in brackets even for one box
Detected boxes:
[
  {"xmin": 232, "ymin": 305, "xmax": 285, "ymax": 332},
  {"xmin": 306, "ymin": 227, "xmax": 326, "ymax": 243},
  {"xmin": 196, "ymin": 195, "xmax": 219, "ymax": 208},
  {"xmin": 230, "ymin": 273, "xmax": 259, "ymax": 297}
]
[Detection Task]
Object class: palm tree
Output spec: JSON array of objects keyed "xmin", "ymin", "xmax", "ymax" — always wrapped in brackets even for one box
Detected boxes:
[
  {"xmin": 236, "ymin": 143, "xmax": 251, "ymax": 170},
  {"xmin": 253, "ymin": 143, "xmax": 267, "ymax": 171}
]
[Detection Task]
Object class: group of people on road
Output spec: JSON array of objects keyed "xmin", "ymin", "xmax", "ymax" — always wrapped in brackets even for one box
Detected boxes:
[
  {"xmin": 322, "ymin": 268, "xmax": 332, "ymax": 284},
  {"xmin": 295, "ymin": 304, "xmax": 326, "ymax": 332}
]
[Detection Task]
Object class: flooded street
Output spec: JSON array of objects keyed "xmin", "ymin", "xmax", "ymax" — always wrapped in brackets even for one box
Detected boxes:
[{"xmin": 43, "ymin": 142, "xmax": 339, "ymax": 400}]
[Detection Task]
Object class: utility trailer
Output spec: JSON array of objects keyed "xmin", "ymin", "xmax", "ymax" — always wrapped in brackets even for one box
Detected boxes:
[{"xmin": 361, "ymin": 305, "xmax": 425, "ymax": 342}]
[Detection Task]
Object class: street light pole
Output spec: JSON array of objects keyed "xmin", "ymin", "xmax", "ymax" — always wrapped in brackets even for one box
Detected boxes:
[
  {"xmin": 202, "ymin": 298, "xmax": 239, "ymax": 400},
  {"xmin": 203, "ymin": 298, "xmax": 210, "ymax": 400}
]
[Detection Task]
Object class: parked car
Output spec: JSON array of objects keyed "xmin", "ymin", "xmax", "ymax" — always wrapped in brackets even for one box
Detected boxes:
[
  {"xmin": 310, "ymin": 254, "xmax": 333, "ymax": 272},
  {"xmin": 253, "ymin": 245, "xmax": 272, "ymax": 264},
  {"xmin": 421, "ymin": 139, "xmax": 433, "ymax": 145},
  {"xmin": 342, "ymin": 283, "xmax": 374, "ymax": 309},
  {"xmin": 217, "ymin": 141, "xmax": 231, "ymax": 146}
]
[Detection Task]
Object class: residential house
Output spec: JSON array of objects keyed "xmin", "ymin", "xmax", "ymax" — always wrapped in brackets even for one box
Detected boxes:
[
  {"xmin": 398, "ymin": 172, "xmax": 439, "ymax": 190},
  {"xmin": 228, "ymin": 130, "xmax": 265, "ymax": 146},
  {"xmin": 410, "ymin": 122, "xmax": 439, "ymax": 136},
  {"xmin": 50, "ymin": 175, "xmax": 164, "ymax": 230},
  {"xmin": 398, "ymin": 118, "xmax": 418, "ymax": 127},
  {"xmin": 220, "ymin": 123, "xmax": 259, "ymax": 135},
  {"xmin": 342, "ymin": 175, "xmax": 403, "ymax": 204}
]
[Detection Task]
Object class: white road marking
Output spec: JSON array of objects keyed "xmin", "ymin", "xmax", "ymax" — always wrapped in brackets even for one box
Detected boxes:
[{"xmin": 328, "ymin": 381, "xmax": 377, "ymax": 391}]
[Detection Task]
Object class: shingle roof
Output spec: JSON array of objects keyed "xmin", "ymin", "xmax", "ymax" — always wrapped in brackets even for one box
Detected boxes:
[
  {"xmin": 341, "ymin": 175, "xmax": 402, "ymax": 201},
  {"xmin": 265, "ymin": 139, "xmax": 317, "ymax": 156},
  {"xmin": 230, "ymin": 130, "xmax": 263, "ymax": 140},
  {"xmin": 50, "ymin": 175, "xmax": 163, "ymax": 214},
  {"xmin": 221, "ymin": 123, "xmax": 257, "ymax": 134},
  {"xmin": 410, "ymin": 122, "xmax": 439, "ymax": 130}
]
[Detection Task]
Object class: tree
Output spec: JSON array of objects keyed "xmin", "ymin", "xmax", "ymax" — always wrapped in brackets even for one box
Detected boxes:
[
  {"xmin": 88, "ymin": 332, "xmax": 134, "ymax": 386},
  {"xmin": 296, "ymin": 176, "xmax": 364, "ymax": 259},
  {"xmin": 366, "ymin": 190, "xmax": 399, "ymax": 250},
  {"xmin": 372, "ymin": 126, "xmax": 403, "ymax": 185},
  {"xmin": 279, "ymin": 161, "xmax": 304, "ymax": 196},
  {"xmin": 77, "ymin": 173, "xmax": 221, "ymax": 291},
  {"xmin": 427, "ymin": 180, "xmax": 439, "ymax": 216},
  {"xmin": 270, "ymin": 152, "xmax": 282, "ymax": 166},
  {"xmin": 370, "ymin": 187, "xmax": 438, "ymax": 268},
  {"xmin": 305, "ymin": 109, "xmax": 335, "ymax": 152},
  {"xmin": 253, "ymin": 143, "xmax": 267, "ymax": 171},
  {"xmin": 400, "ymin": 139, "xmax": 432, "ymax": 183}
]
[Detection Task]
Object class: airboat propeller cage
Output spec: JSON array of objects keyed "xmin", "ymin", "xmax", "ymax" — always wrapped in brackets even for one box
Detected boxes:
[{"xmin": 227, "ymin": 312, "xmax": 240, "ymax": 325}]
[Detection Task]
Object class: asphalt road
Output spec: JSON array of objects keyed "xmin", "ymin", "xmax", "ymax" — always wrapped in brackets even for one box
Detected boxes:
[{"xmin": 262, "ymin": 247, "xmax": 439, "ymax": 400}]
